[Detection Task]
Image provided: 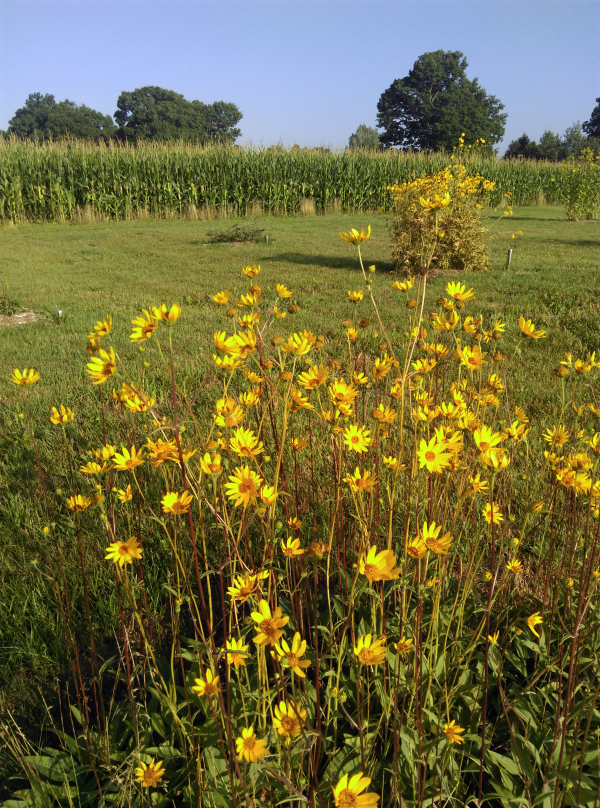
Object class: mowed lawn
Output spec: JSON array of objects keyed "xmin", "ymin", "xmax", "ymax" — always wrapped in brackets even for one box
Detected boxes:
[{"xmin": 0, "ymin": 205, "xmax": 598, "ymax": 418}]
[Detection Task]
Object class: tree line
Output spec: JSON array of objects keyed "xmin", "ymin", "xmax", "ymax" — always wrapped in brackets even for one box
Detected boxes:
[{"xmin": 1, "ymin": 86, "xmax": 243, "ymax": 144}]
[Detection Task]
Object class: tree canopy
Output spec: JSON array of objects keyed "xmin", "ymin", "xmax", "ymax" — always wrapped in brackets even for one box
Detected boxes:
[
  {"xmin": 376, "ymin": 51, "xmax": 506, "ymax": 151},
  {"xmin": 114, "ymin": 86, "xmax": 242, "ymax": 143},
  {"xmin": 348, "ymin": 124, "xmax": 381, "ymax": 150},
  {"xmin": 504, "ymin": 123, "xmax": 598, "ymax": 160},
  {"xmin": 583, "ymin": 97, "xmax": 600, "ymax": 140},
  {"xmin": 7, "ymin": 93, "xmax": 116, "ymax": 141}
]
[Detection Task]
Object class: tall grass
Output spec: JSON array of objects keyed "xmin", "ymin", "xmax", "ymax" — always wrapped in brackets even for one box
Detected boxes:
[{"xmin": 0, "ymin": 138, "xmax": 568, "ymax": 223}]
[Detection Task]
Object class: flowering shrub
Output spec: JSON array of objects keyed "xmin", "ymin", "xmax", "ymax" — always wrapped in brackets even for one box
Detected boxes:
[
  {"xmin": 561, "ymin": 148, "xmax": 600, "ymax": 220},
  {"xmin": 388, "ymin": 141, "xmax": 497, "ymax": 275},
  {"xmin": 6, "ymin": 226, "xmax": 600, "ymax": 807}
]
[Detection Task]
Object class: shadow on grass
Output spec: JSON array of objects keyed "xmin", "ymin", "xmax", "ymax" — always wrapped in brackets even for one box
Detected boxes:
[{"xmin": 271, "ymin": 252, "xmax": 396, "ymax": 273}]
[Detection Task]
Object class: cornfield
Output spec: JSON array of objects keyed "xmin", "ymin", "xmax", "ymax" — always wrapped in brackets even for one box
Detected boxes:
[{"xmin": 0, "ymin": 138, "xmax": 568, "ymax": 223}]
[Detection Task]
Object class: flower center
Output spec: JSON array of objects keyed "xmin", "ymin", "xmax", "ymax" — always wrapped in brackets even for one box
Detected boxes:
[
  {"xmin": 204, "ymin": 682, "xmax": 218, "ymax": 695},
  {"xmin": 260, "ymin": 618, "xmax": 277, "ymax": 637},
  {"xmin": 363, "ymin": 563, "xmax": 377, "ymax": 579},
  {"xmin": 337, "ymin": 788, "xmax": 358, "ymax": 808},
  {"xmin": 285, "ymin": 653, "xmax": 299, "ymax": 668},
  {"xmin": 479, "ymin": 442, "xmax": 489, "ymax": 451},
  {"xmin": 118, "ymin": 544, "xmax": 130, "ymax": 557},
  {"xmin": 351, "ymin": 435, "xmax": 360, "ymax": 444},
  {"xmin": 358, "ymin": 648, "xmax": 375, "ymax": 665},
  {"xmin": 425, "ymin": 451, "xmax": 435, "ymax": 461},
  {"xmin": 239, "ymin": 481, "xmax": 252, "ymax": 494},
  {"xmin": 243, "ymin": 736, "xmax": 256, "ymax": 752},
  {"xmin": 280, "ymin": 716, "xmax": 296, "ymax": 734}
]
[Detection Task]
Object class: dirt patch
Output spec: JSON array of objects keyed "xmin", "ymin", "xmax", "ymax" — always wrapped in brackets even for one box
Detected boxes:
[{"xmin": 0, "ymin": 310, "xmax": 46, "ymax": 328}]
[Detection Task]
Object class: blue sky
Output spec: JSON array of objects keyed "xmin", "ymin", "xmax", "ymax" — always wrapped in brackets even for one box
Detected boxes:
[{"xmin": 1, "ymin": 0, "xmax": 598, "ymax": 152}]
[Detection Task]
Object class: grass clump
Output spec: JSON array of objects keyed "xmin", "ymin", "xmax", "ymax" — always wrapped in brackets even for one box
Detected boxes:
[
  {"xmin": 2, "ymin": 211, "xmax": 600, "ymax": 807},
  {"xmin": 204, "ymin": 222, "xmax": 269, "ymax": 244}
]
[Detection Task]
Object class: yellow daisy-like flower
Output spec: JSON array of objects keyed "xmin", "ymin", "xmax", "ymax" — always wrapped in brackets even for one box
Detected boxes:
[
  {"xmin": 130, "ymin": 309, "xmax": 158, "ymax": 343},
  {"xmin": 88, "ymin": 316, "xmax": 112, "ymax": 340},
  {"xmin": 11, "ymin": 368, "xmax": 40, "ymax": 386},
  {"xmin": 417, "ymin": 437, "xmax": 452, "ymax": 474},
  {"xmin": 66, "ymin": 494, "xmax": 93, "ymax": 512},
  {"xmin": 339, "ymin": 225, "xmax": 371, "ymax": 244},
  {"xmin": 354, "ymin": 634, "xmax": 387, "ymax": 666},
  {"xmin": 343, "ymin": 425, "xmax": 372, "ymax": 454},
  {"xmin": 113, "ymin": 445, "xmax": 145, "ymax": 471},
  {"xmin": 213, "ymin": 290, "xmax": 230, "ymax": 305},
  {"xmin": 474, "ymin": 425, "xmax": 504, "ymax": 453},
  {"xmin": 145, "ymin": 438, "xmax": 178, "ymax": 467},
  {"xmin": 235, "ymin": 727, "xmax": 268, "ymax": 763},
  {"xmin": 519, "ymin": 315, "xmax": 546, "ymax": 339},
  {"xmin": 224, "ymin": 465, "xmax": 262, "ymax": 508},
  {"xmin": 446, "ymin": 281, "xmax": 475, "ymax": 301},
  {"xmin": 407, "ymin": 537, "xmax": 427, "ymax": 559},
  {"xmin": 333, "ymin": 772, "xmax": 379, "ymax": 807},
  {"xmin": 240, "ymin": 389, "xmax": 260, "ymax": 407},
  {"xmin": 459, "ymin": 345, "xmax": 487, "ymax": 371},
  {"xmin": 251, "ymin": 600, "xmax": 289, "ymax": 646},
  {"xmin": 506, "ymin": 559, "xmax": 523, "ymax": 575},
  {"xmin": 80, "ymin": 461, "xmax": 110, "ymax": 475},
  {"xmin": 225, "ymin": 638, "xmax": 250, "ymax": 668},
  {"xmin": 444, "ymin": 720, "xmax": 466, "ymax": 745},
  {"xmin": 192, "ymin": 668, "xmax": 220, "ymax": 698},
  {"xmin": 273, "ymin": 632, "xmax": 311, "ymax": 677},
  {"xmin": 527, "ymin": 612, "xmax": 543, "ymax": 638},
  {"xmin": 199, "ymin": 452, "xmax": 222, "ymax": 476},
  {"xmin": 259, "ymin": 484, "xmax": 278, "ymax": 506},
  {"xmin": 297, "ymin": 364, "xmax": 329, "ymax": 390},
  {"xmin": 94, "ymin": 444, "xmax": 116, "ymax": 460},
  {"xmin": 395, "ymin": 637, "xmax": 413, "ymax": 654},
  {"xmin": 227, "ymin": 571, "xmax": 267, "ymax": 603},
  {"xmin": 348, "ymin": 290, "xmax": 364, "ymax": 302},
  {"xmin": 229, "ymin": 427, "xmax": 264, "ymax": 458},
  {"xmin": 242, "ymin": 264, "xmax": 261, "ymax": 278},
  {"xmin": 86, "ymin": 347, "xmax": 116, "ymax": 385},
  {"xmin": 105, "ymin": 536, "xmax": 143, "ymax": 568},
  {"xmin": 418, "ymin": 521, "xmax": 453, "ymax": 555},
  {"xmin": 273, "ymin": 700, "xmax": 307, "ymax": 738},
  {"xmin": 276, "ymin": 283, "xmax": 292, "ymax": 298},
  {"xmin": 134, "ymin": 757, "xmax": 166, "ymax": 788},
  {"xmin": 544, "ymin": 425, "xmax": 569, "ymax": 448},
  {"xmin": 280, "ymin": 330, "xmax": 317, "ymax": 356},
  {"xmin": 359, "ymin": 546, "xmax": 400, "ymax": 582},
  {"xmin": 50, "ymin": 405, "xmax": 74, "ymax": 424},
  {"xmin": 281, "ymin": 537, "xmax": 304, "ymax": 557},
  {"xmin": 483, "ymin": 503, "xmax": 503, "ymax": 525},
  {"xmin": 344, "ymin": 467, "xmax": 377, "ymax": 494},
  {"xmin": 152, "ymin": 303, "xmax": 181, "ymax": 322},
  {"xmin": 117, "ymin": 484, "xmax": 133, "ymax": 503},
  {"xmin": 391, "ymin": 277, "xmax": 415, "ymax": 291},
  {"xmin": 480, "ymin": 447, "xmax": 511, "ymax": 470},
  {"xmin": 161, "ymin": 490, "xmax": 193, "ymax": 515},
  {"xmin": 420, "ymin": 192, "xmax": 451, "ymax": 210}
]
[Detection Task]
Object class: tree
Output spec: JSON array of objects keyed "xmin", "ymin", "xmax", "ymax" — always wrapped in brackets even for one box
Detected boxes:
[
  {"xmin": 7, "ymin": 93, "xmax": 56, "ymax": 139},
  {"xmin": 7, "ymin": 93, "xmax": 116, "ymax": 141},
  {"xmin": 114, "ymin": 86, "xmax": 242, "ymax": 143},
  {"xmin": 203, "ymin": 101, "xmax": 243, "ymax": 143},
  {"xmin": 537, "ymin": 130, "xmax": 567, "ymax": 162},
  {"xmin": 582, "ymin": 97, "xmax": 600, "ymax": 140},
  {"xmin": 377, "ymin": 50, "xmax": 506, "ymax": 151},
  {"xmin": 504, "ymin": 134, "xmax": 540, "ymax": 160},
  {"xmin": 348, "ymin": 124, "xmax": 381, "ymax": 150},
  {"xmin": 563, "ymin": 122, "xmax": 588, "ymax": 157}
]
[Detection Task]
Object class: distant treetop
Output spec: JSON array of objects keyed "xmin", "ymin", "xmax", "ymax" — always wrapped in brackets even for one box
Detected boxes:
[{"xmin": 376, "ymin": 50, "xmax": 506, "ymax": 152}]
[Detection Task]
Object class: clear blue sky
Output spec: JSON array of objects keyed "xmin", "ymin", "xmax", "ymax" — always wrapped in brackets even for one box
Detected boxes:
[{"xmin": 1, "ymin": 0, "xmax": 598, "ymax": 152}]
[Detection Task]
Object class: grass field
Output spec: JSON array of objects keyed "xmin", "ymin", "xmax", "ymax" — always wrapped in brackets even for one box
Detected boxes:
[{"xmin": 1, "ymin": 206, "xmax": 599, "ymax": 805}]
